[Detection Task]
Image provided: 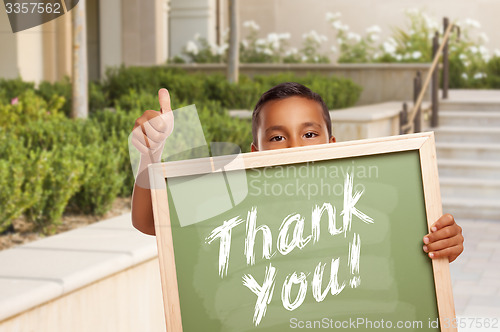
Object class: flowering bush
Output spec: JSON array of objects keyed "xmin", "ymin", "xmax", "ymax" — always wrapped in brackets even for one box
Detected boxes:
[
  {"xmin": 177, "ymin": 21, "xmax": 331, "ymax": 64},
  {"xmin": 325, "ymin": 9, "xmax": 498, "ymax": 88}
]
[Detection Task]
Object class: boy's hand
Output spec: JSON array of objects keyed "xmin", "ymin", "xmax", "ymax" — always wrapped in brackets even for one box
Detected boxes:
[
  {"xmin": 131, "ymin": 88, "xmax": 174, "ymax": 189},
  {"xmin": 423, "ymin": 214, "xmax": 464, "ymax": 263},
  {"xmin": 131, "ymin": 88, "xmax": 174, "ymax": 163}
]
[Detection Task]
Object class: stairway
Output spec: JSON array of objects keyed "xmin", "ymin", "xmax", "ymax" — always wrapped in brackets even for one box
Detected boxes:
[{"xmin": 433, "ymin": 90, "xmax": 500, "ymax": 221}]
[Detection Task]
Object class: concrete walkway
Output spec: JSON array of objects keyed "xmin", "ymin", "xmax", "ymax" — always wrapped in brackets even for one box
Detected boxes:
[
  {"xmin": 451, "ymin": 219, "xmax": 500, "ymax": 319},
  {"xmin": 438, "ymin": 90, "xmax": 500, "ymax": 327}
]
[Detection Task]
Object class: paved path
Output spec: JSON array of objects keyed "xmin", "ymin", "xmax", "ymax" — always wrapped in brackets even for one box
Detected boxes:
[{"xmin": 440, "ymin": 90, "xmax": 500, "ymax": 330}]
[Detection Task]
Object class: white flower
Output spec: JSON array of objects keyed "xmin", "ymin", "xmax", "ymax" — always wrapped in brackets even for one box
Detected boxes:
[
  {"xmin": 185, "ymin": 41, "xmax": 198, "ymax": 55},
  {"xmin": 412, "ymin": 51, "xmax": 422, "ymax": 59},
  {"xmin": 330, "ymin": 45, "xmax": 337, "ymax": 53},
  {"xmin": 303, "ymin": 30, "xmax": 327, "ymax": 43},
  {"xmin": 326, "ymin": 12, "xmax": 342, "ymax": 21},
  {"xmin": 459, "ymin": 53, "xmax": 467, "ymax": 60},
  {"xmin": 461, "ymin": 72, "xmax": 468, "ymax": 79},
  {"xmin": 464, "ymin": 18, "xmax": 481, "ymax": 29},
  {"xmin": 473, "ymin": 72, "xmax": 486, "ymax": 79},
  {"xmin": 469, "ymin": 46, "xmax": 478, "ymax": 54},
  {"xmin": 383, "ymin": 41, "xmax": 396, "ymax": 54},
  {"xmin": 332, "ymin": 20, "xmax": 343, "ymax": 30},
  {"xmin": 347, "ymin": 32, "xmax": 361, "ymax": 42},
  {"xmin": 340, "ymin": 23, "xmax": 349, "ymax": 31},
  {"xmin": 209, "ymin": 43, "xmax": 218, "ymax": 55},
  {"xmin": 395, "ymin": 54, "xmax": 403, "ymax": 61},
  {"xmin": 463, "ymin": 60, "xmax": 470, "ymax": 67},
  {"xmin": 408, "ymin": 29, "xmax": 415, "ymax": 36},
  {"xmin": 256, "ymin": 38, "xmax": 266, "ymax": 46},
  {"xmin": 217, "ymin": 43, "xmax": 228, "ymax": 55},
  {"xmin": 337, "ymin": 38, "xmax": 344, "ymax": 45},
  {"xmin": 403, "ymin": 53, "xmax": 411, "ymax": 60},
  {"xmin": 366, "ymin": 25, "xmax": 382, "ymax": 34},
  {"xmin": 479, "ymin": 45, "xmax": 488, "ymax": 55},
  {"xmin": 241, "ymin": 39, "xmax": 249, "ymax": 48},
  {"xmin": 423, "ymin": 13, "xmax": 438, "ymax": 29},
  {"xmin": 301, "ymin": 55, "xmax": 308, "ymax": 62},
  {"xmin": 263, "ymin": 48, "xmax": 273, "ymax": 56},
  {"xmin": 373, "ymin": 52, "xmax": 380, "ymax": 59},
  {"xmin": 405, "ymin": 8, "xmax": 420, "ymax": 15},
  {"xmin": 285, "ymin": 47, "xmax": 298, "ymax": 56},
  {"xmin": 494, "ymin": 49, "xmax": 500, "ymax": 57},
  {"xmin": 313, "ymin": 55, "xmax": 319, "ymax": 62},
  {"xmin": 267, "ymin": 33, "xmax": 281, "ymax": 49},
  {"xmin": 279, "ymin": 33, "xmax": 291, "ymax": 40},
  {"xmin": 479, "ymin": 32, "xmax": 489, "ymax": 43},
  {"xmin": 243, "ymin": 20, "xmax": 260, "ymax": 31},
  {"xmin": 370, "ymin": 34, "xmax": 379, "ymax": 41}
]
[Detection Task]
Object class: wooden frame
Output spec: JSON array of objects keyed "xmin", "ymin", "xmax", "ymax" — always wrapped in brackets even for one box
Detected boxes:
[{"xmin": 149, "ymin": 132, "xmax": 456, "ymax": 332}]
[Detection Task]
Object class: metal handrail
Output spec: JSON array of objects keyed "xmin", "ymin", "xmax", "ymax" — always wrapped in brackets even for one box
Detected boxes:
[{"xmin": 401, "ymin": 19, "xmax": 458, "ymax": 133}]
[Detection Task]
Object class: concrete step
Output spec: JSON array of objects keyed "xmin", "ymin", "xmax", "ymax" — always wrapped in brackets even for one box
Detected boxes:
[
  {"xmin": 436, "ymin": 142, "xmax": 500, "ymax": 161},
  {"xmin": 434, "ymin": 127, "xmax": 500, "ymax": 143},
  {"xmin": 439, "ymin": 100, "xmax": 500, "ymax": 112},
  {"xmin": 438, "ymin": 111, "xmax": 500, "ymax": 127},
  {"xmin": 438, "ymin": 159, "xmax": 500, "ymax": 180},
  {"xmin": 442, "ymin": 197, "xmax": 500, "ymax": 221},
  {"xmin": 440, "ymin": 177, "xmax": 500, "ymax": 201}
]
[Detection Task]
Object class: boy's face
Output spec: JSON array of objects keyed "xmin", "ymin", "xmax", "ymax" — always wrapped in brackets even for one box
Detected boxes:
[{"xmin": 251, "ymin": 96, "xmax": 335, "ymax": 152}]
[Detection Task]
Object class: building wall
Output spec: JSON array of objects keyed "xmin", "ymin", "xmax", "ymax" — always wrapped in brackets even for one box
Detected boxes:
[{"xmin": 0, "ymin": 8, "xmax": 19, "ymax": 79}]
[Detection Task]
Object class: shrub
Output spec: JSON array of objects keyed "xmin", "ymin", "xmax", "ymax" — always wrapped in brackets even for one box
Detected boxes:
[
  {"xmin": 486, "ymin": 56, "xmax": 500, "ymax": 88},
  {"xmin": 24, "ymin": 145, "xmax": 84, "ymax": 232},
  {"xmin": 0, "ymin": 78, "xmax": 35, "ymax": 104}
]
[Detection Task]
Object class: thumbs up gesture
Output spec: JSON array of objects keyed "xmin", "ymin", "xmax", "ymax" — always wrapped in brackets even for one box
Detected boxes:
[
  {"xmin": 131, "ymin": 89, "xmax": 174, "ymax": 188},
  {"xmin": 131, "ymin": 88, "xmax": 174, "ymax": 164}
]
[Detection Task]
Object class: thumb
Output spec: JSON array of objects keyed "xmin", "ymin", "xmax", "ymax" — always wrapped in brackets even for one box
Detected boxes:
[{"xmin": 158, "ymin": 88, "xmax": 172, "ymax": 114}]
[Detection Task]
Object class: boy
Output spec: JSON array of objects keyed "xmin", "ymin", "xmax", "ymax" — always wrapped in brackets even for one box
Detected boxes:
[{"xmin": 131, "ymin": 83, "xmax": 464, "ymax": 262}]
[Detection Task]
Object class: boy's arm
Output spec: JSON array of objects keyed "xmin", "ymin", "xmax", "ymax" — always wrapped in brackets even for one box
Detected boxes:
[
  {"xmin": 131, "ymin": 168, "xmax": 156, "ymax": 235},
  {"xmin": 423, "ymin": 214, "xmax": 464, "ymax": 263},
  {"xmin": 131, "ymin": 89, "xmax": 173, "ymax": 235}
]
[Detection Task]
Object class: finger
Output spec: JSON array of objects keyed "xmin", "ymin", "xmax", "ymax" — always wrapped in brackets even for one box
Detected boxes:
[
  {"xmin": 158, "ymin": 88, "xmax": 172, "ymax": 114},
  {"xmin": 148, "ymin": 111, "xmax": 173, "ymax": 133},
  {"xmin": 423, "ymin": 234, "xmax": 464, "ymax": 253},
  {"xmin": 429, "ymin": 213, "xmax": 455, "ymax": 232},
  {"xmin": 131, "ymin": 134, "xmax": 150, "ymax": 155},
  {"xmin": 426, "ymin": 244, "xmax": 463, "ymax": 261},
  {"xmin": 142, "ymin": 120, "xmax": 167, "ymax": 144},
  {"xmin": 133, "ymin": 110, "xmax": 160, "ymax": 131},
  {"xmin": 424, "ymin": 223, "xmax": 462, "ymax": 244}
]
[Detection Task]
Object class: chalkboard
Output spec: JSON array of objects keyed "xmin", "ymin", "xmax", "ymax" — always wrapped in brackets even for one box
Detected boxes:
[{"xmin": 149, "ymin": 132, "xmax": 456, "ymax": 332}]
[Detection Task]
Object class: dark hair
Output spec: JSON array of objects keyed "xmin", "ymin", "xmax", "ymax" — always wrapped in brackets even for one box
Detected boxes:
[{"xmin": 251, "ymin": 82, "xmax": 332, "ymax": 146}]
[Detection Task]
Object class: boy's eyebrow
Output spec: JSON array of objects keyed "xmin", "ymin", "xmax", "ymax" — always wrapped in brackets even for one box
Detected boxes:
[
  {"xmin": 265, "ymin": 122, "xmax": 322, "ymax": 134},
  {"xmin": 265, "ymin": 125, "xmax": 287, "ymax": 134},
  {"xmin": 301, "ymin": 122, "xmax": 322, "ymax": 129}
]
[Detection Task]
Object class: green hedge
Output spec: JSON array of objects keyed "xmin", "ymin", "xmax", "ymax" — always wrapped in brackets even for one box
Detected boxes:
[{"xmin": 102, "ymin": 66, "xmax": 362, "ymax": 111}]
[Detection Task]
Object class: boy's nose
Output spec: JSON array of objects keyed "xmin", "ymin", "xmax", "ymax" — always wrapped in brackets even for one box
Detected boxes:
[{"xmin": 287, "ymin": 136, "xmax": 301, "ymax": 148}]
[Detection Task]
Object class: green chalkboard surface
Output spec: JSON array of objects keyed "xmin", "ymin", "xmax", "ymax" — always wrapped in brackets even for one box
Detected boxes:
[{"xmin": 150, "ymin": 133, "xmax": 456, "ymax": 332}]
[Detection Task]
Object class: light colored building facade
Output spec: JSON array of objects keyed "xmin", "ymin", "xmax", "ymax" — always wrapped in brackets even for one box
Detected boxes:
[{"xmin": 0, "ymin": 0, "xmax": 499, "ymax": 83}]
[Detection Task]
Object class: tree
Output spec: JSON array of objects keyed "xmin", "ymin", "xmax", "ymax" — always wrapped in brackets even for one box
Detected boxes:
[
  {"xmin": 71, "ymin": 0, "xmax": 88, "ymax": 119},
  {"xmin": 227, "ymin": 0, "xmax": 239, "ymax": 83}
]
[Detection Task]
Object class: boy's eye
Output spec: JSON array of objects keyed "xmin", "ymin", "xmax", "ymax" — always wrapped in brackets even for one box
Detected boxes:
[
  {"xmin": 270, "ymin": 135, "xmax": 285, "ymax": 142},
  {"xmin": 304, "ymin": 132, "xmax": 318, "ymax": 139}
]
